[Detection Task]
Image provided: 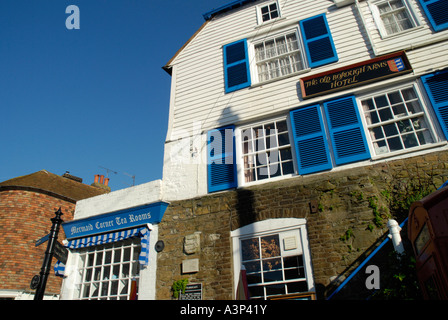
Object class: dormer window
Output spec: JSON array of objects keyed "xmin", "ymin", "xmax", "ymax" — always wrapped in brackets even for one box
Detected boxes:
[{"xmin": 257, "ymin": 1, "xmax": 280, "ymax": 24}]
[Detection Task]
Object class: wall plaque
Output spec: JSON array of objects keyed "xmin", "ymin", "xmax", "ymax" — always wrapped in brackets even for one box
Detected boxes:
[
  {"xmin": 300, "ymin": 51, "xmax": 412, "ymax": 99},
  {"xmin": 179, "ymin": 283, "xmax": 203, "ymax": 300}
]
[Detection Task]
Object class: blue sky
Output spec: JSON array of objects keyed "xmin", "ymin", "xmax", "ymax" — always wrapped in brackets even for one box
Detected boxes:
[{"xmin": 0, "ymin": 0, "xmax": 231, "ymax": 190}]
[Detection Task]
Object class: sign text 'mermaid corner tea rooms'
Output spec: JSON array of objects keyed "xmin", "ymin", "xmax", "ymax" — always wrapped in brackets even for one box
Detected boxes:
[
  {"xmin": 62, "ymin": 202, "xmax": 169, "ymax": 240},
  {"xmin": 300, "ymin": 51, "xmax": 412, "ymax": 99}
]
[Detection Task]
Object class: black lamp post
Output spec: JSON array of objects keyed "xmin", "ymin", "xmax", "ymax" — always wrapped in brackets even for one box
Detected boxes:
[{"xmin": 34, "ymin": 208, "xmax": 64, "ymax": 300}]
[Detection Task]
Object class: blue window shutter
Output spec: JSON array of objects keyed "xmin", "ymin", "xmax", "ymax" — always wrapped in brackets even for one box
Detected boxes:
[
  {"xmin": 299, "ymin": 14, "xmax": 338, "ymax": 68},
  {"xmin": 323, "ymin": 96, "xmax": 371, "ymax": 165},
  {"xmin": 421, "ymin": 69, "xmax": 448, "ymax": 139},
  {"xmin": 207, "ymin": 125, "xmax": 237, "ymax": 193},
  {"xmin": 419, "ymin": 0, "xmax": 448, "ymax": 32},
  {"xmin": 290, "ymin": 105, "xmax": 333, "ymax": 175},
  {"xmin": 223, "ymin": 39, "xmax": 251, "ymax": 93}
]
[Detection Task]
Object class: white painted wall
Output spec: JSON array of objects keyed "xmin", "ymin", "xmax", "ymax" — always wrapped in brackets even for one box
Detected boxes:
[{"xmin": 73, "ymin": 179, "xmax": 164, "ymax": 220}]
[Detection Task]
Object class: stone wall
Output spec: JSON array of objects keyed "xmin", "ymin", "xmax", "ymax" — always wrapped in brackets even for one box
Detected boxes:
[{"xmin": 156, "ymin": 149, "xmax": 448, "ymax": 300}]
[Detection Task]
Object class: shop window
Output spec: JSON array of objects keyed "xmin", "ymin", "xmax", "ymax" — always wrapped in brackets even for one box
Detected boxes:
[
  {"xmin": 240, "ymin": 119, "xmax": 294, "ymax": 183},
  {"xmin": 361, "ymin": 86, "xmax": 435, "ymax": 155},
  {"xmin": 231, "ymin": 219, "xmax": 315, "ymax": 300},
  {"xmin": 75, "ymin": 238, "xmax": 141, "ymax": 300}
]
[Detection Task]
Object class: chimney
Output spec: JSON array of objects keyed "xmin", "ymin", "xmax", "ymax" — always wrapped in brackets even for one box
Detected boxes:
[
  {"xmin": 91, "ymin": 174, "xmax": 111, "ymax": 193},
  {"xmin": 62, "ymin": 172, "xmax": 83, "ymax": 183}
]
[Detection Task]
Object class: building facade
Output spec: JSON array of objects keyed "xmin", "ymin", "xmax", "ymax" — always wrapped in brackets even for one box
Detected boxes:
[
  {"xmin": 0, "ymin": 170, "xmax": 107, "ymax": 299},
  {"xmin": 59, "ymin": 0, "xmax": 448, "ymax": 300},
  {"xmin": 158, "ymin": 0, "xmax": 448, "ymax": 300}
]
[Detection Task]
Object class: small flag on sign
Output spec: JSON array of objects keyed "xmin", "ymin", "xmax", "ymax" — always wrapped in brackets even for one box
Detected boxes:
[{"xmin": 388, "ymin": 58, "xmax": 405, "ymax": 72}]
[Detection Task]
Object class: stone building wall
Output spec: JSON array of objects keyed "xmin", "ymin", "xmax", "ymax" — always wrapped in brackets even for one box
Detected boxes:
[{"xmin": 156, "ymin": 149, "xmax": 448, "ymax": 300}]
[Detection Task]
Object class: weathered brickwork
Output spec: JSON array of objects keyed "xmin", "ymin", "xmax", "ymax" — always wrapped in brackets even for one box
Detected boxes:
[
  {"xmin": 156, "ymin": 149, "xmax": 448, "ymax": 300},
  {"xmin": 0, "ymin": 190, "xmax": 74, "ymax": 295}
]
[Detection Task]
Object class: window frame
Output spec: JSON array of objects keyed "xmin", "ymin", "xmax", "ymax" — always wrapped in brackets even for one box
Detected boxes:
[
  {"xmin": 72, "ymin": 238, "xmax": 141, "ymax": 300},
  {"xmin": 369, "ymin": 0, "xmax": 420, "ymax": 38},
  {"xmin": 250, "ymin": 28, "xmax": 309, "ymax": 85},
  {"xmin": 358, "ymin": 82, "xmax": 441, "ymax": 159},
  {"xmin": 256, "ymin": 1, "xmax": 281, "ymax": 25},
  {"xmin": 230, "ymin": 218, "xmax": 315, "ymax": 300},
  {"xmin": 236, "ymin": 117, "xmax": 296, "ymax": 186}
]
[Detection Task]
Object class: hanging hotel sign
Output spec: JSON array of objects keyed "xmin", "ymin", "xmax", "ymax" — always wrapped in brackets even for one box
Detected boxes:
[
  {"xmin": 300, "ymin": 51, "xmax": 412, "ymax": 99},
  {"xmin": 62, "ymin": 201, "xmax": 169, "ymax": 240}
]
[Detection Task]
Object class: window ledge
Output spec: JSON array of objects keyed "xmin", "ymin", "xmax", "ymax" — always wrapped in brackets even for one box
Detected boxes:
[
  {"xmin": 250, "ymin": 68, "xmax": 311, "ymax": 89},
  {"xmin": 239, "ymin": 173, "xmax": 296, "ymax": 188},
  {"xmin": 379, "ymin": 25, "xmax": 424, "ymax": 40},
  {"xmin": 370, "ymin": 141, "xmax": 447, "ymax": 161},
  {"xmin": 254, "ymin": 17, "xmax": 287, "ymax": 30}
]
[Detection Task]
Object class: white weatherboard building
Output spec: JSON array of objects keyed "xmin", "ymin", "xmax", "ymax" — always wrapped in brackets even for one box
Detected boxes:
[
  {"xmin": 59, "ymin": 0, "xmax": 448, "ymax": 300},
  {"xmin": 162, "ymin": 0, "xmax": 448, "ymax": 200}
]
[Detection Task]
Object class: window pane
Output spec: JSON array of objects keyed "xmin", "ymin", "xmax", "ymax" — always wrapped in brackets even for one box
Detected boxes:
[
  {"xmin": 264, "ymin": 270, "xmax": 283, "ymax": 282},
  {"xmin": 282, "ymin": 161, "xmax": 294, "ymax": 175},
  {"xmin": 370, "ymin": 127, "xmax": 384, "ymax": 140},
  {"xmin": 378, "ymin": 107, "xmax": 393, "ymax": 121},
  {"xmin": 397, "ymin": 119, "xmax": 412, "ymax": 133},
  {"xmin": 278, "ymin": 133, "xmax": 290, "ymax": 146},
  {"xmin": 248, "ymin": 285, "xmax": 264, "ymax": 299},
  {"xmin": 261, "ymin": 235, "xmax": 280, "ymax": 258},
  {"xmin": 287, "ymin": 281, "xmax": 308, "ymax": 294},
  {"xmin": 374, "ymin": 140, "xmax": 388, "ymax": 154},
  {"xmin": 241, "ymin": 238, "xmax": 260, "ymax": 261},
  {"xmin": 387, "ymin": 136, "xmax": 403, "ymax": 151},
  {"xmin": 280, "ymin": 148, "xmax": 292, "ymax": 161},
  {"xmin": 402, "ymin": 133, "xmax": 418, "ymax": 148},
  {"xmin": 265, "ymin": 283, "xmax": 285, "ymax": 296},
  {"xmin": 263, "ymin": 257, "xmax": 282, "ymax": 272},
  {"xmin": 384, "ymin": 123, "xmax": 398, "ymax": 136},
  {"xmin": 388, "ymin": 91, "xmax": 402, "ymax": 104}
]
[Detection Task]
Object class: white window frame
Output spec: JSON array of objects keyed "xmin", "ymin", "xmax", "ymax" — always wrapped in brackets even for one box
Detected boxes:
[
  {"xmin": 236, "ymin": 117, "xmax": 296, "ymax": 186},
  {"xmin": 72, "ymin": 238, "xmax": 141, "ymax": 300},
  {"xmin": 231, "ymin": 218, "xmax": 315, "ymax": 300},
  {"xmin": 369, "ymin": 0, "xmax": 420, "ymax": 38},
  {"xmin": 358, "ymin": 82, "xmax": 442, "ymax": 159},
  {"xmin": 250, "ymin": 28, "xmax": 309, "ymax": 85},
  {"xmin": 256, "ymin": 1, "xmax": 281, "ymax": 25}
]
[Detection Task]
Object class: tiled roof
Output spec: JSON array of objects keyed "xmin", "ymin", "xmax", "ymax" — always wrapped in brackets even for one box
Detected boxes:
[{"xmin": 0, "ymin": 170, "xmax": 107, "ymax": 202}]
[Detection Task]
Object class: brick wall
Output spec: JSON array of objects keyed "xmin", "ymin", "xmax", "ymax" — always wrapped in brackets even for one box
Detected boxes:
[
  {"xmin": 156, "ymin": 149, "xmax": 448, "ymax": 300},
  {"xmin": 0, "ymin": 189, "xmax": 74, "ymax": 296}
]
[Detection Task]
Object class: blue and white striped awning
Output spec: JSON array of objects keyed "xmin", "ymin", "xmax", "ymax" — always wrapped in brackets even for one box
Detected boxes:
[
  {"xmin": 67, "ymin": 226, "xmax": 150, "ymax": 266},
  {"xmin": 55, "ymin": 226, "xmax": 151, "ymax": 277}
]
